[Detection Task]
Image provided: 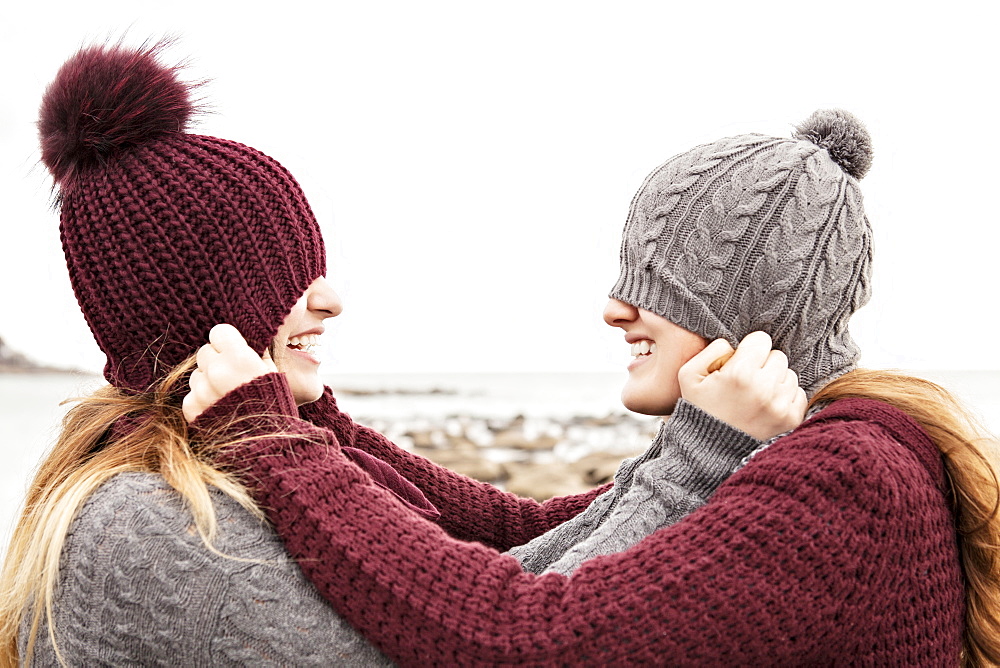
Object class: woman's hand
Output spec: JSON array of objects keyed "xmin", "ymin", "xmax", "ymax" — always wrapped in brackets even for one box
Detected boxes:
[
  {"xmin": 182, "ymin": 324, "xmax": 278, "ymax": 423},
  {"xmin": 677, "ymin": 332, "xmax": 807, "ymax": 441}
]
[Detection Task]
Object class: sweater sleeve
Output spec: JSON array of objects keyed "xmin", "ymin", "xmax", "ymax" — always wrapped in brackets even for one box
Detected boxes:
[
  {"xmin": 193, "ymin": 374, "xmax": 440, "ymax": 521},
  {"xmin": 204, "ymin": 378, "xmax": 965, "ymax": 665},
  {"xmin": 295, "ymin": 385, "xmax": 607, "ymax": 549},
  {"xmin": 534, "ymin": 399, "xmax": 763, "ymax": 576}
]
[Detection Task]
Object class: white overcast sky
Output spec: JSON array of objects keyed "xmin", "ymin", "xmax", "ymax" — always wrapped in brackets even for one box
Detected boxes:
[{"xmin": 1, "ymin": 0, "xmax": 997, "ymax": 375}]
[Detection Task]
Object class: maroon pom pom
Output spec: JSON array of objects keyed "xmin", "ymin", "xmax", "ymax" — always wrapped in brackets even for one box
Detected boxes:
[{"xmin": 39, "ymin": 41, "xmax": 195, "ymax": 185}]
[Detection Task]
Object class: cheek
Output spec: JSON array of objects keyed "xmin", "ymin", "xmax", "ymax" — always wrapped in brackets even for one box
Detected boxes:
[
  {"xmin": 620, "ymin": 354, "xmax": 683, "ymax": 415},
  {"xmin": 271, "ymin": 344, "xmax": 290, "ymax": 373},
  {"xmin": 652, "ymin": 352, "xmax": 684, "ymax": 394}
]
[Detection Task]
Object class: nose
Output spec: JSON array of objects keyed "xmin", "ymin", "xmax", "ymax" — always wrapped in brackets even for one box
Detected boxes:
[
  {"xmin": 307, "ymin": 276, "xmax": 343, "ymax": 318},
  {"xmin": 603, "ymin": 298, "xmax": 638, "ymax": 328}
]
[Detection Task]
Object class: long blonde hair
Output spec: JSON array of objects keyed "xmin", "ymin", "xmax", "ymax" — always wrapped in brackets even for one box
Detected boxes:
[
  {"xmin": 0, "ymin": 358, "xmax": 259, "ymax": 667},
  {"xmin": 810, "ymin": 369, "xmax": 1000, "ymax": 667}
]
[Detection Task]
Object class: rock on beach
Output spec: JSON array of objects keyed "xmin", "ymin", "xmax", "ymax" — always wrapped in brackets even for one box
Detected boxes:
[{"xmin": 357, "ymin": 412, "xmax": 659, "ymax": 500}]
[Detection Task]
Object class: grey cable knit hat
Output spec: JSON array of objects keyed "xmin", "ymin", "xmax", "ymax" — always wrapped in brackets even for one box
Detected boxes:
[{"xmin": 611, "ymin": 109, "xmax": 873, "ymax": 395}]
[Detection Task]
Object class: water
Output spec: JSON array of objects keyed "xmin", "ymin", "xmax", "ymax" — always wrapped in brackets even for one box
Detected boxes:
[
  {"xmin": 326, "ymin": 371, "xmax": 630, "ymax": 420},
  {"xmin": 2, "ymin": 370, "xmax": 997, "ymax": 560},
  {"xmin": 0, "ymin": 373, "xmax": 105, "ymax": 560}
]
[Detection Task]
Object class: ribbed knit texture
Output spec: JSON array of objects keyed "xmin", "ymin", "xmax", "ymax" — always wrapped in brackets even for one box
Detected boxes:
[
  {"xmin": 22, "ymin": 473, "xmax": 392, "ymax": 666},
  {"xmin": 612, "ymin": 117, "xmax": 873, "ymax": 394},
  {"xmin": 40, "ymin": 44, "xmax": 326, "ymax": 392},
  {"xmin": 195, "ymin": 374, "xmax": 441, "ymax": 522},
  {"xmin": 58, "ymin": 133, "xmax": 325, "ymax": 392},
  {"xmin": 297, "ymin": 387, "xmax": 608, "ymax": 550},
  {"xmin": 204, "ymin": 374, "xmax": 965, "ymax": 665}
]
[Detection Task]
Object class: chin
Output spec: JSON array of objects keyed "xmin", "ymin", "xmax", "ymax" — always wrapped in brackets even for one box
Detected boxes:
[
  {"xmin": 621, "ymin": 384, "xmax": 678, "ymax": 417},
  {"xmin": 289, "ymin": 380, "xmax": 324, "ymax": 407}
]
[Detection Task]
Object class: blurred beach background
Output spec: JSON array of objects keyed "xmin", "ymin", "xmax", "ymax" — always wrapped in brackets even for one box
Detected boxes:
[
  {"xmin": 2, "ymin": 369, "xmax": 998, "ymax": 560},
  {"xmin": 1, "ymin": 0, "xmax": 998, "ymax": 559}
]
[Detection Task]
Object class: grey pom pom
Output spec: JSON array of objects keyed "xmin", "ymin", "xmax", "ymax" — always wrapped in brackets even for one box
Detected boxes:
[{"xmin": 793, "ymin": 109, "xmax": 873, "ymax": 180}]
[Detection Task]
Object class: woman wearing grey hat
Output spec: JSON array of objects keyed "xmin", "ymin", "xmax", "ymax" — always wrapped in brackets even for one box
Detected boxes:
[{"xmin": 187, "ymin": 111, "xmax": 1000, "ymax": 664}]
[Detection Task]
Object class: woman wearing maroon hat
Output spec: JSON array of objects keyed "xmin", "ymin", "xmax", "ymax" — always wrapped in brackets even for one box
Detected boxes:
[{"xmin": 0, "ymin": 42, "xmax": 426, "ymax": 666}]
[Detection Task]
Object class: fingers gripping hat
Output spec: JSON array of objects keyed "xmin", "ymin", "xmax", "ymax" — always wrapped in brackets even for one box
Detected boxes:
[
  {"xmin": 612, "ymin": 110, "xmax": 874, "ymax": 395},
  {"xmin": 39, "ymin": 43, "xmax": 326, "ymax": 392}
]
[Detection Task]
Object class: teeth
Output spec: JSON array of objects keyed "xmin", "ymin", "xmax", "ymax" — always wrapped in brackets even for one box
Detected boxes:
[
  {"xmin": 287, "ymin": 334, "xmax": 321, "ymax": 353},
  {"xmin": 630, "ymin": 340, "xmax": 655, "ymax": 357}
]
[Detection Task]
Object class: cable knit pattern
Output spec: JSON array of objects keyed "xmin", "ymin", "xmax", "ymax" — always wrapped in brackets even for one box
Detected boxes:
[
  {"xmin": 509, "ymin": 400, "xmax": 761, "ymax": 575},
  {"xmin": 529, "ymin": 399, "xmax": 762, "ymax": 576},
  {"xmin": 22, "ymin": 473, "xmax": 392, "ymax": 667},
  {"xmin": 611, "ymin": 113, "xmax": 874, "ymax": 394},
  {"xmin": 202, "ymin": 374, "xmax": 964, "ymax": 665},
  {"xmin": 633, "ymin": 136, "xmax": 763, "ymax": 266},
  {"xmin": 738, "ymin": 149, "xmax": 835, "ymax": 336},
  {"xmin": 629, "ymin": 135, "xmax": 764, "ymax": 269},
  {"xmin": 789, "ymin": 176, "xmax": 872, "ymax": 383},
  {"xmin": 509, "ymin": 431, "xmax": 663, "ymax": 574},
  {"xmin": 677, "ymin": 140, "xmax": 804, "ymax": 302}
]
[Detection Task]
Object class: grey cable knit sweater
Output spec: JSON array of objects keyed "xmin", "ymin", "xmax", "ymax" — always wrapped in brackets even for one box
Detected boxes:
[
  {"xmin": 21, "ymin": 472, "xmax": 392, "ymax": 667},
  {"xmin": 509, "ymin": 399, "xmax": 763, "ymax": 575}
]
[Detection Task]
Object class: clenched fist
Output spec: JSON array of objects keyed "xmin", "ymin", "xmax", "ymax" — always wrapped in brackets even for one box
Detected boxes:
[
  {"xmin": 182, "ymin": 324, "xmax": 278, "ymax": 423},
  {"xmin": 678, "ymin": 332, "xmax": 807, "ymax": 441}
]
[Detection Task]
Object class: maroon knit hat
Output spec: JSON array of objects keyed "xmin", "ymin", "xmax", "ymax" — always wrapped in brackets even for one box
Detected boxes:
[{"xmin": 39, "ymin": 43, "xmax": 326, "ymax": 392}]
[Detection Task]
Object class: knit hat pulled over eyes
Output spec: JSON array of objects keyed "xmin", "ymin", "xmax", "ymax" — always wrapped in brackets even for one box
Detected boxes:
[
  {"xmin": 611, "ymin": 110, "xmax": 873, "ymax": 395},
  {"xmin": 39, "ymin": 43, "xmax": 326, "ymax": 393}
]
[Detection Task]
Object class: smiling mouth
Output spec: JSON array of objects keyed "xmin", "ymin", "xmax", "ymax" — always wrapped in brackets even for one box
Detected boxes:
[
  {"xmin": 287, "ymin": 334, "xmax": 321, "ymax": 355},
  {"xmin": 630, "ymin": 340, "xmax": 657, "ymax": 358}
]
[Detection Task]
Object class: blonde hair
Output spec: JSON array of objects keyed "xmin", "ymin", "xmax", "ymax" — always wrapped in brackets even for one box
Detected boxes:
[
  {"xmin": 810, "ymin": 369, "xmax": 1000, "ymax": 667},
  {"xmin": 0, "ymin": 358, "xmax": 260, "ymax": 667}
]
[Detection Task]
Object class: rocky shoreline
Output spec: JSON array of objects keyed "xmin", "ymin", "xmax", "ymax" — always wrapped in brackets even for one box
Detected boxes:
[
  {"xmin": 0, "ymin": 336, "xmax": 82, "ymax": 374},
  {"xmin": 353, "ymin": 411, "xmax": 660, "ymax": 500}
]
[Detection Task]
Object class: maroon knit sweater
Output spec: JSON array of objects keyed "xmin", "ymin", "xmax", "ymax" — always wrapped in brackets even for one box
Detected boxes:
[
  {"xmin": 198, "ymin": 374, "xmax": 965, "ymax": 666},
  {"xmin": 298, "ymin": 387, "xmax": 609, "ymax": 549}
]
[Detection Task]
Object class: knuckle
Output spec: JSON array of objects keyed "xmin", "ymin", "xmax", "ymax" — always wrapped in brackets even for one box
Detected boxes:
[{"xmin": 731, "ymin": 370, "xmax": 754, "ymax": 389}]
